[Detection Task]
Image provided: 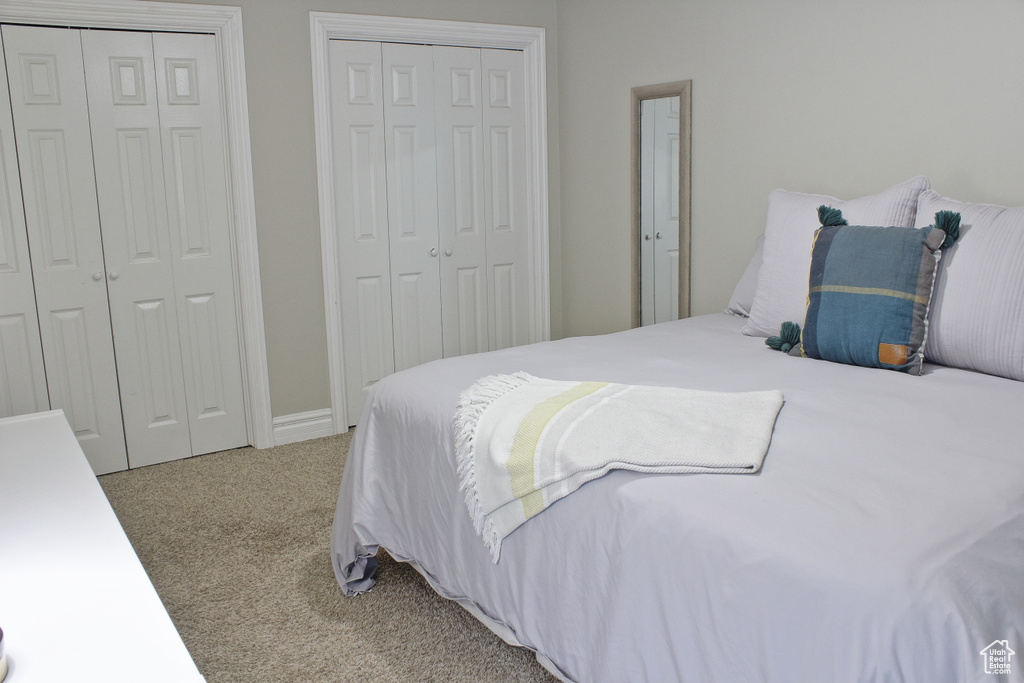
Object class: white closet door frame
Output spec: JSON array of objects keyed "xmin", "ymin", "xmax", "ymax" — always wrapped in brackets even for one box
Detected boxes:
[
  {"xmin": 0, "ymin": 0, "xmax": 273, "ymax": 448},
  {"xmin": 311, "ymin": 12, "xmax": 550, "ymax": 430}
]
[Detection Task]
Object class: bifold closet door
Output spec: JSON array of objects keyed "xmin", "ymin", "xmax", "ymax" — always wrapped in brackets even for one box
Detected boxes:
[
  {"xmin": 149, "ymin": 31, "xmax": 248, "ymax": 459},
  {"xmin": 3, "ymin": 25, "xmax": 247, "ymax": 472},
  {"xmin": 381, "ymin": 42, "xmax": 443, "ymax": 372},
  {"xmin": 0, "ymin": 41, "xmax": 49, "ymax": 419},
  {"xmin": 478, "ymin": 48, "xmax": 530, "ymax": 351},
  {"xmin": 3, "ymin": 25, "xmax": 129, "ymax": 473},
  {"xmin": 433, "ymin": 46, "xmax": 530, "ymax": 356},
  {"xmin": 81, "ymin": 29, "xmax": 248, "ymax": 465},
  {"xmin": 433, "ymin": 46, "xmax": 487, "ymax": 357},
  {"xmin": 330, "ymin": 40, "xmax": 532, "ymax": 421},
  {"xmin": 80, "ymin": 29, "xmax": 194, "ymax": 468},
  {"xmin": 330, "ymin": 39, "xmax": 396, "ymax": 421}
]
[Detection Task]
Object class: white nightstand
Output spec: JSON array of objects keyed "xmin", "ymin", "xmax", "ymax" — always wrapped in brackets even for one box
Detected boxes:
[{"xmin": 0, "ymin": 410, "xmax": 204, "ymax": 682}]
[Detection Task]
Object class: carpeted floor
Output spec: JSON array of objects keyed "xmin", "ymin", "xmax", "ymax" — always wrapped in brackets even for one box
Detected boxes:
[{"xmin": 99, "ymin": 433, "xmax": 555, "ymax": 682}]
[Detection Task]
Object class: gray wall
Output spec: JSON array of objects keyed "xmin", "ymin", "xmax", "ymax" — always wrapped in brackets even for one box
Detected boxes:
[
  {"xmin": 557, "ymin": 0, "xmax": 1024, "ymax": 336},
  {"xmin": 175, "ymin": 0, "xmax": 1024, "ymax": 419},
  {"xmin": 174, "ymin": 0, "xmax": 560, "ymax": 418}
]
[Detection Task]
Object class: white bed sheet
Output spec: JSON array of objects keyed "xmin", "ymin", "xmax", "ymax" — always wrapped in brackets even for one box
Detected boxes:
[{"xmin": 331, "ymin": 313, "xmax": 1024, "ymax": 683}]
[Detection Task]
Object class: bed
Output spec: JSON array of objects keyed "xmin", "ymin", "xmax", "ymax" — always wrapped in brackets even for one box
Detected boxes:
[{"xmin": 331, "ymin": 180, "xmax": 1024, "ymax": 682}]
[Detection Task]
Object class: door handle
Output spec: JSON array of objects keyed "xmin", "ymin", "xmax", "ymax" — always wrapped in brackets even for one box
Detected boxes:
[
  {"xmin": 444, "ymin": 249, "xmax": 452, "ymax": 257},
  {"xmin": 655, "ymin": 232, "xmax": 662, "ymax": 240},
  {"xmin": 429, "ymin": 248, "xmax": 438, "ymax": 257},
  {"xmin": 92, "ymin": 272, "xmax": 103, "ymax": 281},
  {"xmin": 109, "ymin": 271, "xmax": 120, "ymax": 280}
]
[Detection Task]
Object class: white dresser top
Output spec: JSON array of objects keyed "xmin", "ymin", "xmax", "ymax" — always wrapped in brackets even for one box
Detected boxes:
[{"xmin": 0, "ymin": 410, "xmax": 204, "ymax": 682}]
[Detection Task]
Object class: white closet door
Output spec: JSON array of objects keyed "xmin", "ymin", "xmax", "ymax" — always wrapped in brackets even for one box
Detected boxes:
[
  {"xmin": 434, "ymin": 46, "xmax": 488, "ymax": 358},
  {"xmin": 0, "ymin": 40, "xmax": 48, "ymax": 418},
  {"xmin": 330, "ymin": 40, "xmax": 394, "ymax": 421},
  {"xmin": 82, "ymin": 30, "xmax": 193, "ymax": 468},
  {"xmin": 653, "ymin": 96, "xmax": 680, "ymax": 324},
  {"xmin": 3, "ymin": 25, "xmax": 128, "ymax": 474},
  {"xmin": 481, "ymin": 49, "xmax": 531, "ymax": 350},
  {"xmin": 152, "ymin": 32, "xmax": 248, "ymax": 456},
  {"xmin": 381, "ymin": 42, "xmax": 443, "ymax": 371}
]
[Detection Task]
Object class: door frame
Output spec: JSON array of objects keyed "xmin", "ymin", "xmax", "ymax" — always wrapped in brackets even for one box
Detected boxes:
[
  {"xmin": 310, "ymin": 12, "xmax": 550, "ymax": 430},
  {"xmin": 0, "ymin": 0, "xmax": 274, "ymax": 448}
]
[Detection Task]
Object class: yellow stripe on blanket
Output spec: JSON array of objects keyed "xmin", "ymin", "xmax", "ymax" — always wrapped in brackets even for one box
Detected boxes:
[{"xmin": 507, "ymin": 381, "xmax": 608, "ymax": 518}]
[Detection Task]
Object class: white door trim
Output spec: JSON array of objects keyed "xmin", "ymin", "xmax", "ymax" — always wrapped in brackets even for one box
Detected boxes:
[
  {"xmin": 310, "ymin": 12, "xmax": 550, "ymax": 430},
  {"xmin": 0, "ymin": 0, "xmax": 274, "ymax": 448}
]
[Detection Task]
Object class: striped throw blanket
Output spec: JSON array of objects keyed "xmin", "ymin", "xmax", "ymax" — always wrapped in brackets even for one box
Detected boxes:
[{"xmin": 454, "ymin": 372, "xmax": 784, "ymax": 562}]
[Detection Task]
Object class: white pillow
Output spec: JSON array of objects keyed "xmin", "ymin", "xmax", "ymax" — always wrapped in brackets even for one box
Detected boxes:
[
  {"xmin": 914, "ymin": 190, "xmax": 1024, "ymax": 381},
  {"xmin": 743, "ymin": 176, "xmax": 931, "ymax": 337},
  {"xmin": 725, "ymin": 234, "xmax": 763, "ymax": 317}
]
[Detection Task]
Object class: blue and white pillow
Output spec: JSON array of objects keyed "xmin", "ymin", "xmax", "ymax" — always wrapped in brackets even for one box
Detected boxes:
[{"xmin": 767, "ymin": 206, "xmax": 960, "ymax": 374}]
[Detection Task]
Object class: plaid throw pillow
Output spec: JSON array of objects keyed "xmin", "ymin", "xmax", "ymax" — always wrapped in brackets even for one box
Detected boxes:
[{"xmin": 770, "ymin": 205, "xmax": 960, "ymax": 374}]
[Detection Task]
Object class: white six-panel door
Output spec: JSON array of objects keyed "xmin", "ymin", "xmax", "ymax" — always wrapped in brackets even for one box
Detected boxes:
[
  {"xmin": 330, "ymin": 40, "xmax": 395, "ymax": 421},
  {"xmin": 152, "ymin": 32, "xmax": 248, "ymax": 458},
  {"xmin": 480, "ymin": 48, "xmax": 531, "ymax": 350},
  {"xmin": 0, "ymin": 41, "xmax": 48, "ymax": 419},
  {"xmin": 4, "ymin": 25, "xmax": 130, "ymax": 473},
  {"xmin": 382, "ymin": 43, "xmax": 444, "ymax": 372},
  {"xmin": 332, "ymin": 40, "xmax": 532, "ymax": 422},
  {"xmin": 81, "ymin": 29, "xmax": 194, "ymax": 468},
  {"xmin": 0, "ymin": 25, "xmax": 247, "ymax": 472},
  {"xmin": 434, "ymin": 46, "xmax": 488, "ymax": 358}
]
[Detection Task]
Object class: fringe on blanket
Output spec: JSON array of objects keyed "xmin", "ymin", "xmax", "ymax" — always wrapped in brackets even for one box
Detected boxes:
[{"xmin": 454, "ymin": 371, "xmax": 537, "ymax": 561}]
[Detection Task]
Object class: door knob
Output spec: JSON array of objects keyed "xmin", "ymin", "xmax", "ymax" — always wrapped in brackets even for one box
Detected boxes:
[
  {"xmin": 109, "ymin": 271, "xmax": 120, "ymax": 280},
  {"xmin": 655, "ymin": 232, "xmax": 662, "ymax": 239},
  {"xmin": 429, "ymin": 248, "xmax": 438, "ymax": 257},
  {"xmin": 444, "ymin": 249, "xmax": 452, "ymax": 257},
  {"xmin": 92, "ymin": 272, "xmax": 103, "ymax": 281},
  {"xmin": 644, "ymin": 234, "xmax": 651, "ymax": 241}
]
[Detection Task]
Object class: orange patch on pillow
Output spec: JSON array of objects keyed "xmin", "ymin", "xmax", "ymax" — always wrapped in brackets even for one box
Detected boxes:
[{"xmin": 878, "ymin": 343, "xmax": 908, "ymax": 366}]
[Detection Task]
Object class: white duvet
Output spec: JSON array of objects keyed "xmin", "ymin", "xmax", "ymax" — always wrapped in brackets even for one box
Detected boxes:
[{"xmin": 331, "ymin": 314, "xmax": 1024, "ymax": 683}]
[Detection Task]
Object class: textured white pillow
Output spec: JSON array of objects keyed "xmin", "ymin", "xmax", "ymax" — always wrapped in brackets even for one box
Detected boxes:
[
  {"xmin": 725, "ymin": 234, "xmax": 764, "ymax": 317},
  {"xmin": 743, "ymin": 176, "xmax": 931, "ymax": 337},
  {"xmin": 914, "ymin": 190, "xmax": 1024, "ymax": 380}
]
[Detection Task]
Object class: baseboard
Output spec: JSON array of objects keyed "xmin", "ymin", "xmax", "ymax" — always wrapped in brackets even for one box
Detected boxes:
[{"xmin": 272, "ymin": 409, "xmax": 337, "ymax": 446}]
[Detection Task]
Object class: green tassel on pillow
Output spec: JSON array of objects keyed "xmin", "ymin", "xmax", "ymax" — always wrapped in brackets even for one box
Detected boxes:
[
  {"xmin": 766, "ymin": 321, "xmax": 801, "ymax": 353},
  {"xmin": 934, "ymin": 210, "xmax": 962, "ymax": 248},
  {"xmin": 817, "ymin": 205, "xmax": 848, "ymax": 227}
]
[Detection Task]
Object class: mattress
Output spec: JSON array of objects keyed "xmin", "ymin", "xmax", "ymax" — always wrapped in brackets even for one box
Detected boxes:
[{"xmin": 331, "ymin": 313, "xmax": 1024, "ymax": 682}]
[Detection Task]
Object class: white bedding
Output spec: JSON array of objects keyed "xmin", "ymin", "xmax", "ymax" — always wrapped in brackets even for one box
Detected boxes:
[{"xmin": 331, "ymin": 313, "xmax": 1024, "ymax": 682}]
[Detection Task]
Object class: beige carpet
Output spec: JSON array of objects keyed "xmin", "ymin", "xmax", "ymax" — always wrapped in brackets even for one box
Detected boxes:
[{"xmin": 99, "ymin": 433, "xmax": 555, "ymax": 682}]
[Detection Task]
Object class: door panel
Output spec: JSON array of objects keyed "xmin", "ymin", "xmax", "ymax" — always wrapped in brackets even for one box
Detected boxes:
[
  {"xmin": 382, "ymin": 42, "xmax": 442, "ymax": 371},
  {"xmin": 481, "ymin": 49, "xmax": 530, "ymax": 350},
  {"xmin": 3, "ymin": 25, "xmax": 128, "ymax": 474},
  {"xmin": 329, "ymin": 41, "xmax": 533, "ymax": 425},
  {"xmin": 0, "ymin": 39, "xmax": 48, "ymax": 418},
  {"xmin": 82, "ymin": 29, "xmax": 193, "ymax": 468},
  {"xmin": 153, "ymin": 32, "xmax": 248, "ymax": 456},
  {"xmin": 330, "ymin": 40, "xmax": 394, "ymax": 421},
  {"xmin": 434, "ymin": 46, "xmax": 487, "ymax": 357}
]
